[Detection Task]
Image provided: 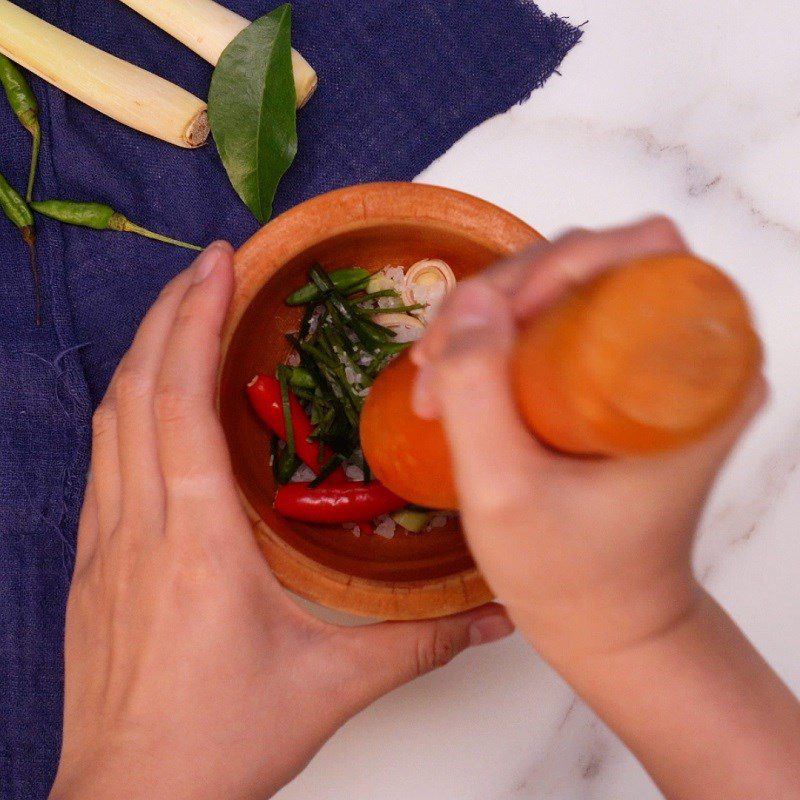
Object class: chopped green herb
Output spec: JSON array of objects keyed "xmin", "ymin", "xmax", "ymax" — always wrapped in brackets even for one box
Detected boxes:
[{"xmin": 280, "ymin": 264, "xmax": 427, "ymax": 475}]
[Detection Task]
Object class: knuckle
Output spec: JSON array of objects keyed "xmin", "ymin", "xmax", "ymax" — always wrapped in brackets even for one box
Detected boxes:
[
  {"xmin": 158, "ymin": 274, "xmax": 189, "ymax": 304},
  {"xmin": 470, "ymin": 482, "xmax": 530, "ymax": 525},
  {"xmin": 171, "ymin": 554, "xmax": 213, "ymax": 594},
  {"xmin": 416, "ymin": 624, "xmax": 456, "ymax": 675},
  {"xmin": 549, "ymin": 248, "xmax": 594, "ymax": 283},
  {"xmin": 153, "ymin": 383, "xmax": 192, "ymax": 425},
  {"xmin": 108, "ymin": 525, "xmax": 144, "ymax": 565},
  {"xmin": 173, "ymin": 298, "xmax": 207, "ymax": 335},
  {"xmin": 524, "ymin": 238, "xmax": 592, "ymax": 287},
  {"xmin": 558, "ymin": 227, "xmax": 592, "ymax": 244},
  {"xmin": 163, "ymin": 540, "xmax": 227, "ymax": 604},
  {"xmin": 165, "ymin": 471, "xmax": 230, "ymax": 499},
  {"xmin": 113, "ymin": 362, "xmax": 150, "ymax": 406},
  {"xmin": 644, "ymin": 215, "xmax": 683, "ymax": 244},
  {"xmin": 91, "ymin": 403, "xmax": 116, "ymax": 440}
]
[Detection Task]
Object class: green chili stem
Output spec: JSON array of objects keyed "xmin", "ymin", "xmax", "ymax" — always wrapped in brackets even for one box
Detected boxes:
[
  {"xmin": 25, "ymin": 121, "xmax": 40, "ymax": 203},
  {"xmin": 21, "ymin": 226, "xmax": 41, "ymax": 326},
  {"xmin": 110, "ymin": 213, "xmax": 202, "ymax": 251},
  {"xmin": 0, "ymin": 169, "xmax": 40, "ymax": 325}
]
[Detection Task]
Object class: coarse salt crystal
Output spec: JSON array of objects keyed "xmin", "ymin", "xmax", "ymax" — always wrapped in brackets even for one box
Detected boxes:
[
  {"xmin": 291, "ymin": 464, "xmax": 317, "ymax": 482},
  {"xmin": 382, "ymin": 266, "xmax": 406, "ymax": 289},
  {"xmin": 345, "ymin": 464, "xmax": 364, "ymax": 481},
  {"xmin": 307, "ymin": 306, "xmax": 325, "ymax": 335},
  {"xmin": 393, "ymin": 325, "xmax": 424, "ymax": 343},
  {"xmin": 374, "ymin": 515, "xmax": 397, "ymax": 539},
  {"xmin": 344, "ymin": 364, "xmax": 359, "ymax": 386}
]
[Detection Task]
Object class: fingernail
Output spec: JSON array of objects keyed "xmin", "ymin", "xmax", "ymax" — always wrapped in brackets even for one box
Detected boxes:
[
  {"xmin": 441, "ymin": 284, "xmax": 514, "ymax": 360},
  {"xmin": 446, "ymin": 284, "xmax": 494, "ymax": 335},
  {"xmin": 193, "ymin": 241, "xmax": 229, "ymax": 284},
  {"xmin": 469, "ymin": 614, "xmax": 514, "ymax": 646},
  {"xmin": 411, "ymin": 363, "xmax": 438, "ymax": 419}
]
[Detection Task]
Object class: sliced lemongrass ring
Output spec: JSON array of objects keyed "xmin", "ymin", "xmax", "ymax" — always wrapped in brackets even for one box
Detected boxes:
[{"xmin": 402, "ymin": 259, "xmax": 456, "ymax": 310}]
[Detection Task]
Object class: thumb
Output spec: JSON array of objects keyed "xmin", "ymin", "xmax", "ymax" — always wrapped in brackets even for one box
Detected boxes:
[
  {"xmin": 425, "ymin": 281, "xmax": 550, "ymax": 520},
  {"xmin": 334, "ymin": 604, "xmax": 514, "ymax": 711}
]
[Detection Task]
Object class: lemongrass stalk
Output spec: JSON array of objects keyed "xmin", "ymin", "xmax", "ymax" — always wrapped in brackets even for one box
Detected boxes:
[
  {"xmin": 0, "ymin": 0, "xmax": 209, "ymax": 147},
  {"xmin": 117, "ymin": 0, "xmax": 317, "ymax": 107}
]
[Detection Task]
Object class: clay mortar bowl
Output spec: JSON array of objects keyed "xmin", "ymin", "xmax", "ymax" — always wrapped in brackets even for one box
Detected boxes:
[{"xmin": 218, "ymin": 182, "xmax": 542, "ymax": 619}]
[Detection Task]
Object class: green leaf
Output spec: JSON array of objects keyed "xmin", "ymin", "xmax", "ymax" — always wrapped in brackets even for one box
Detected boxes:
[{"xmin": 208, "ymin": 5, "xmax": 297, "ymax": 223}]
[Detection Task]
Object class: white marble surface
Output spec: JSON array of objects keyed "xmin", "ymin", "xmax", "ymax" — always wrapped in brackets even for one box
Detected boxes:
[{"xmin": 276, "ymin": 2, "xmax": 800, "ymax": 797}]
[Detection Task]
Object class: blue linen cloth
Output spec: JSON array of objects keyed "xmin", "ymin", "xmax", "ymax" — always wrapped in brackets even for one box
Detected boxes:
[{"xmin": 0, "ymin": 1, "xmax": 580, "ymax": 795}]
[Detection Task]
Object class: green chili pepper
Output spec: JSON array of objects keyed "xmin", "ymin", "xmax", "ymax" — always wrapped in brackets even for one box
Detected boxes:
[
  {"xmin": 30, "ymin": 200, "xmax": 202, "ymax": 251},
  {"xmin": 0, "ymin": 169, "xmax": 40, "ymax": 325},
  {"xmin": 286, "ymin": 267, "xmax": 369, "ymax": 306},
  {"xmin": 0, "ymin": 54, "xmax": 40, "ymax": 202}
]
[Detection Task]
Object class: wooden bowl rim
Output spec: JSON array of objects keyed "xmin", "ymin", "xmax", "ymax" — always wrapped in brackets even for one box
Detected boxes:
[{"xmin": 219, "ymin": 182, "xmax": 539, "ymax": 620}]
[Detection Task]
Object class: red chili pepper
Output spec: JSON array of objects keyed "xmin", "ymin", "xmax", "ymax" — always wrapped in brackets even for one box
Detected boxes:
[
  {"xmin": 247, "ymin": 374, "xmax": 346, "ymax": 481},
  {"xmin": 274, "ymin": 482, "xmax": 406, "ymax": 524}
]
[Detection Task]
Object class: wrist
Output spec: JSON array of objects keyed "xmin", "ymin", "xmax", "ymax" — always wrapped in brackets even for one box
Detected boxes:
[
  {"xmin": 507, "ymin": 567, "xmax": 701, "ymax": 662},
  {"xmin": 50, "ymin": 737, "xmax": 293, "ymax": 800}
]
